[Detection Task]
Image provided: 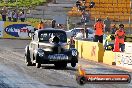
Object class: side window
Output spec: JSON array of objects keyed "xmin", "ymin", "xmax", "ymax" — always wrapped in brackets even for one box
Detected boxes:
[{"xmin": 39, "ymin": 33, "xmax": 50, "ymax": 41}]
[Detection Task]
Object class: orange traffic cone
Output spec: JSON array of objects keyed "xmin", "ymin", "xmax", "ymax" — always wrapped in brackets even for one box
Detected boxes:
[{"xmin": 113, "ymin": 36, "xmax": 120, "ymax": 52}]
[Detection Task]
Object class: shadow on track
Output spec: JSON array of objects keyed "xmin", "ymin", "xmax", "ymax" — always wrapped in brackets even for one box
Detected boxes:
[
  {"xmin": 13, "ymin": 48, "xmax": 25, "ymax": 49},
  {"xmin": 89, "ymin": 67, "xmax": 129, "ymax": 73},
  {"xmin": 46, "ymin": 84, "xmax": 76, "ymax": 88},
  {"xmin": 41, "ymin": 65, "xmax": 77, "ymax": 71}
]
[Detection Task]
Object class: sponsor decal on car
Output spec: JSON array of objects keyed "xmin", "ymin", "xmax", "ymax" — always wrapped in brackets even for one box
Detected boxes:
[{"xmin": 48, "ymin": 54, "xmax": 68, "ymax": 61}]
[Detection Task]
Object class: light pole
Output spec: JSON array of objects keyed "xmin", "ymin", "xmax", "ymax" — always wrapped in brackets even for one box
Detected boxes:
[
  {"xmin": 66, "ymin": 16, "xmax": 70, "ymax": 30},
  {"xmin": 53, "ymin": 0, "xmax": 56, "ymax": 4}
]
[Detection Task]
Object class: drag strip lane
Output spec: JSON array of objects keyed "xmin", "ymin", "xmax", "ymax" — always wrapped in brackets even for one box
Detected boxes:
[
  {"xmin": 0, "ymin": 61, "xmax": 49, "ymax": 88},
  {"xmin": 0, "ymin": 39, "xmax": 132, "ymax": 88},
  {"xmin": 0, "ymin": 47, "xmax": 79, "ymax": 88}
]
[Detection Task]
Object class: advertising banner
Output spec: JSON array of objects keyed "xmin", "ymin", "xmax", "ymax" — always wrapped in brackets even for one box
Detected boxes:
[
  {"xmin": 3, "ymin": 22, "xmax": 35, "ymax": 39},
  {"xmin": 0, "ymin": 21, "xmax": 4, "ymax": 37}
]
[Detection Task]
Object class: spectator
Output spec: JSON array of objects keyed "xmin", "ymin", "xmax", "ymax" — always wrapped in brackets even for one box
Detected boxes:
[
  {"xmin": 51, "ymin": 19, "xmax": 56, "ymax": 28},
  {"xmin": 19, "ymin": 10, "xmax": 26, "ymax": 22},
  {"xmin": 104, "ymin": 16, "xmax": 111, "ymax": 32},
  {"xmin": 53, "ymin": 0, "xmax": 56, "ymax": 4},
  {"xmin": 80, "ymin": 0, "xmax": 86, "ymax": 11},
  {"xmin": 85, "ymin": 11, "xmax": 91, "ymax": 22},
  {"xmin": 103, "ymin": 31, "xmax": 109, "ymax": 47},
  {"xmin": 75, "ymin": 29, "xmax": 85, "ymax": 39},
  {"xmin": 85, "ymin": 24, "xmax": 88, "ymax": 38},
  {"xmin": 115, "ymin": 24, "xmax": 125, "ymax": 52},
  {"xmin": 76, "ymin": 0, "xmax": 81, "ymax": 8},
  {"xmin": 38, "ymin": 21, "xmax": 45, "ymax": 30},
  {"xmin": 89, "ymin": 1, "xmax": 95, "ymax": 8},
  {"xmin": 81, "ymin": 11, "xmax": 85, "ymax": 23},
  {"xmin": 81, "ymin": 11, "xmax": 91, "ymax": 23},
  {"xmin": 7, "ymin": 9, "xmax": 12, "ymax": 21},
  {"xmin": 103, "ymin": 32, "xmax": 114, "ymax": 50},
  {"xmin": 12, "ymin": 10, "xmax": 18, "ymax": 22},
  {"xmin": 1, "ymin": 6, "xmax": 7, "ymax": 21},
  {"xmin": 82, "ymin": 0, "xmax": 86, "ymax": 2},
  {"xmin": 111, "ymin": 24, "xmax": 118, "ymax": 34},
  {"xmin": 94, "ymin": 18, "xmax": 104, "ymax": 43},
  {"xmin": 69, "ymin": 36, "xmax": 75, "ymax": 48},
  {"xmin": 57, "ymin": 24, "xmax": 63, "ymax": 29}
]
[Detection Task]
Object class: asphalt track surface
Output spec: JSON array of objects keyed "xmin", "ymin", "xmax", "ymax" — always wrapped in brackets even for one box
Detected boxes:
[{"xmin": 0, "ymin": 39, "xmax": 132, "ymax": 88}]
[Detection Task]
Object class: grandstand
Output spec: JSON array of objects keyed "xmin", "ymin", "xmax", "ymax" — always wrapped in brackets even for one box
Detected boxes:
[
  {"xmin": 68, "ymin": 6, "xmax": 82, "ymax": 17},
  {"xmin": 68, "ymin": 0, "xmax": 132, "ymax": 30},
  {"xmin": 68, "ymin": 0, "xmax": 131, "ymax": 21},
  {"xmin": 86, "ymin": 0, "xmax": 131, "ymax": 22}
]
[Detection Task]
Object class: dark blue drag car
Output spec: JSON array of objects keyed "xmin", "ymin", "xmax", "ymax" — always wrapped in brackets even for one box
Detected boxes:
[{"xmin": 25, "ymin": 28, "xmax": 78, "ymax": 68}]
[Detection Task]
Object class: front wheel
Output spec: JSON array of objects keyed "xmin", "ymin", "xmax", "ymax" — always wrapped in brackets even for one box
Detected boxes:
[
  {"xmin": 25, "ymin": 54, "xmax": 32, "ymax": 66},
  {"xmin": 71, "ymin": 62, "xmax": 76, "ymax": 67}
]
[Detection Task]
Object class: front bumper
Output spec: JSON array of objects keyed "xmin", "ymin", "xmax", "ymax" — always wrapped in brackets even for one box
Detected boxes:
[{"xmin": 36, "ymin": 53, "xmax": 78, "ymax": 64}]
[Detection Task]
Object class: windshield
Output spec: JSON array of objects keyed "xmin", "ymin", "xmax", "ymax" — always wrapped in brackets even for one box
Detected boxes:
[{"xmin": 39, "ymin": 31, "xmax": 67, "ymax": 43}]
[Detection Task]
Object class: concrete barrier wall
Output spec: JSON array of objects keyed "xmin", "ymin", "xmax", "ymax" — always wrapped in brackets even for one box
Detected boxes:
[
  {"xmin": 75, "ymin": 39, "xmax": 132, "ymax": 70},
  {"xmin": 82, "ymin": 41, "xmax": 98, "ymax": 61},
  {"xmin": 125, "ymin": 42, "xmax": 132, "ymax": 53},
  {"xmin": 103, "ymin": 51, "xmax": 132, "ymax": 69},
  {"xmin": 75, "ymin": 40, "xmax": 104, "ymax": 62},
  {"xmin": 75, "ymin": 40, "xmax": 78, "ymax": 50},
  {"xmin": 115, "ymin": 53, "xmax": 132, "ymax": 67},
  {"xmin": 103, "ymin": 42, "xmax": 132, "ymax": 65},
  {"xmin": 103, "ymin": 51, "xmax": 115, "ymax": 65},
  {"xmin": 77, "ymin": 40, "xmax": 83, "ymax": 58},
  {"xmin": 98, "ymin": 43, "xmax": 104, "ymax": 62}
]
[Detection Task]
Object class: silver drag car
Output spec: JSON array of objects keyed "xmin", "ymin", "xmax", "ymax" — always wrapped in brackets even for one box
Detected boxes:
[{"xmin": 25, "ymin": 28, "xmax": 78, "ymax": 68}]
